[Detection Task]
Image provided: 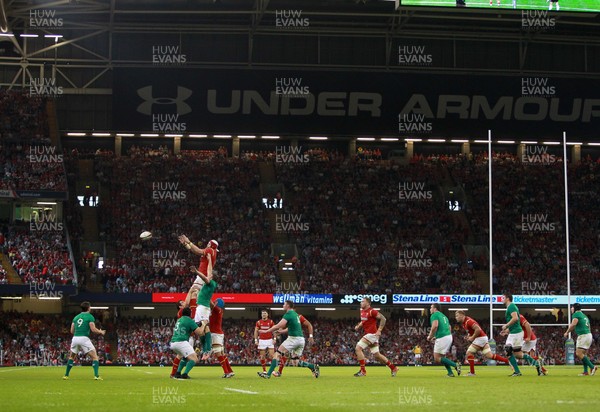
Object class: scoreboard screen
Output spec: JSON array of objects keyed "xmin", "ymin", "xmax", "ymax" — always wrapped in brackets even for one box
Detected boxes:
[{"xmin": 401, "ymin": 0, "xmax": 600, "ymax": 12}]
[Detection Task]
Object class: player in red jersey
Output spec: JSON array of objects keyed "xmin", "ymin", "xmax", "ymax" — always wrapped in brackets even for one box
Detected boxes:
[
  {"xmin": 272, "ymin": 313, "xmax": 314, "ymax": 377},
  {"xmin": 454, "ymin": 311, "xmax": 510, "ymax": 376},
  {"xmin": 354, "ymin": 297, "xmax": 398, "ymax": 377},
  {"xmin": 254, "ymin": 309, "xmax": 275, "ymax": 372},
  {"xmin": 519, "ymin": 314, "xmax": 547, "ymax": 375},
  {"xmin": 206, "ymin": 298, "xmax": 234, "ymax": 378},
  {"xmin": 170, "ymin": 287, "xmax": 199, "ymax": 378},
  {"xmin": 178, "ymin": 235, "xmax": 219, "ymax": 283}
]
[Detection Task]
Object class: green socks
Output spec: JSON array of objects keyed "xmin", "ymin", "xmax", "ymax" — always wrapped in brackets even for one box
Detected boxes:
[
  {"xmin": 298, "ymin": 360, "xmax": 315, "ymax": 370},
  {"xmin": 583, "ymin": 356, "xmax": 595, "ymax": 371},
  {"xmin": 441, "ymin": 357, "xmax": 457, "ymax": 368},
  {"xmin": 203, "ymin": 332, "xmax": 212, "ymax": 353},
  {"xmin": 267, "ymin": 359, "xmax": 279, "ymax": 376},
  {"xmin": 183, "ymin": 359, "xmax": 195, "ymax": 375},
  {"xmin": 92, "ymin": 360, "xmax": 99, "ymax": 377},
  {"xmin": 523, "ymin": 354, "xmax": 538, "ymax": 367},
  {"xmin": 65, "ymin": 359, "xmax": 74, "ymax": 377},
  {"xmin": 177, "ymin": 359, "xmax": 187, "ymax": 374},
  {"xmin": 509, "ymin": 355, "xmax": 521, "ymax": 373}
]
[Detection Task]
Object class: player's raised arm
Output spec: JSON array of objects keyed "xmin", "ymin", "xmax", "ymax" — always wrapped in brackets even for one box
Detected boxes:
[
  {"xmin": 179, "ymin": 234, "xmax": 205, "ymax": 256},
  {"xmin": 564, "ymin": 317, "xmax": 579, "ymax": 338}
]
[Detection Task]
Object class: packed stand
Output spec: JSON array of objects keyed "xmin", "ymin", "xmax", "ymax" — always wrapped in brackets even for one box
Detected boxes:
[
  {"xmin": 94, "ymin": 148, "xmax": 273, "ymax": 293},
  {"xmin": 5, "ymin": 226, "xmax": 75, "ymax": 285},
  {"xmin": 276, "ymin": 158, "xmax": 479, "ymax": 294}
]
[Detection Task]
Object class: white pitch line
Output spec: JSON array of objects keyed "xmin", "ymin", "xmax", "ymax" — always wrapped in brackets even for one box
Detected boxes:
[
  {"xmin": 0, "ymin": 367, "xmax": 39, "ymax": 373},
  {"xmin": 224, "ymin": 388, "xmax": 258, "ymax": 395}
]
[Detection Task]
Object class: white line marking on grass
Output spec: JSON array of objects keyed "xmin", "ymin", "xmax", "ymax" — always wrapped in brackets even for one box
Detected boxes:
[
  {"xmin": 224, "ymin": 388, "xmax": 258, "ymax": 395},
  {"xmin": 0, "ymin": 367, "xmax": 39, "ymax": 373}
]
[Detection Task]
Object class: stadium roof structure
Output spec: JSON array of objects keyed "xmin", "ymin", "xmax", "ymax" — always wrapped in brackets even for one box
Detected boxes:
[{"xmin": 0, "ymin": 0, "xmax": 599, "ymax": 92}]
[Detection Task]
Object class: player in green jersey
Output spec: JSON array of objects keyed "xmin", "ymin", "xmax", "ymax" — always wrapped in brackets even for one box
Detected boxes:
[
  {"xmin": 190, "ymin": 253, "xmax": 216, "ymax": 357},
  {"xmin": 427, "ymin": 303, "xmax": 461, "ymax": 377},
  {"xmin": 564, "ymin": 303, "xmax": 597, "ymax": 376},
  {"xmin": 63, "ymin": 301, "xmax": 106, "ymax": 380},
  {"xmin": 257, "ymin": 300, "xmax": 320, "ymax": 379},
  {"xmin": 500, "ymin": 294, "xmax": 543, "ymax": 377},
  {"xmin": 170, "ymin": 306, "xmax": 203, "ymax": 379}
]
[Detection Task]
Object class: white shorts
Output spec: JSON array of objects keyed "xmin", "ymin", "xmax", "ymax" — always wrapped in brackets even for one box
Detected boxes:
[
  {"xmin": 471, "ymin": 336, "xmax": 489, "ymax": 349},
  {"xmin": 170, "ymin": 341, "xmax": 195, "ymax": 358},
  {"xmin": 211, "ymin": 333, "xmax": 224, "ymax": 347},
  {"xmin": 258, "ymin": 339, "xmax": 274, "ymax": 350},
  {"xmin": 522, "ymin": 339, "xmax": 537, "ymax": 353},
  {"xmin": 505, "ymin": 331, "xmax": 524, "ymax": 348},
  {"xmin": 415, "ymin": 354, "xmax": 421, "ymax": 359},
  {"xmin": 70, "ymin": 336, "xmax": 95, "ymax": 355},
  {"xmin": 433, "ymin": 335, "xmax": 453, "ymax": 355},
  {"xmin": 357, "ymin": 334, "xmax": 380, "ymax": 353},
  {"xmin": 576, "ymin": 333, "xmax": 593, "ymax": 350},
  {"xmin": 280, "ymin": 336, "xmax": 305, "ymax": 358},
  {"xmin": 194, "ymin": 305, "xmax": 211, "ymax": 323}
]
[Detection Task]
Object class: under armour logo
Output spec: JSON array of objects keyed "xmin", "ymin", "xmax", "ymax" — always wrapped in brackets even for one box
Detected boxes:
[{"xmin": 136, "ymin": 86, "xmax": 192, "ymax": 116}]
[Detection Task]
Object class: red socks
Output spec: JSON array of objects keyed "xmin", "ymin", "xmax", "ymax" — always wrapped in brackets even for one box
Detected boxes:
[
  {"xmin": 386, "ymin": 360, "xmax": 396, "ymax": 370},
  {"xmin": 359, "ymin": 359, "xmax": 366, "ymax": 373},
  {"xmin": 261, "ymin": 358, "xmax": 266, "ymax": 372},
  {"xmin": 171, "ymin": 357, "xmax": 181, "ymax": 376},
  {"xmin": 218, "ymin": 355, "xmax": 233, "ymax": 374},
  {"xmin": 467, "ymin": 354, "xmax": 475, "ymax": 374},
  {"xmin": 278, "ymin": 356, "xmax": 288, "ymax": 373},
  {"xmin": 493, "ymin": 354, "xmax": 509, "ymax": 364}
]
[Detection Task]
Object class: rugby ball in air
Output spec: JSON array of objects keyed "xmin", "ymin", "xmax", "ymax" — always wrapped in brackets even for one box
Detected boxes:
[{"xmin": 140, "ymin": 231, "xmax": 153, "ymax": 240}]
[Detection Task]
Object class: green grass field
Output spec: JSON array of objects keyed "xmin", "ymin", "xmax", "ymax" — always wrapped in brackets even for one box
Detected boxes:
[
  {"xmin": 401, "ymin": 0, "xmax": 600, "ymax": 12},
  {"xmin": 0, "ymin": 365, "xmax": 597, "ymax": 412}
]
